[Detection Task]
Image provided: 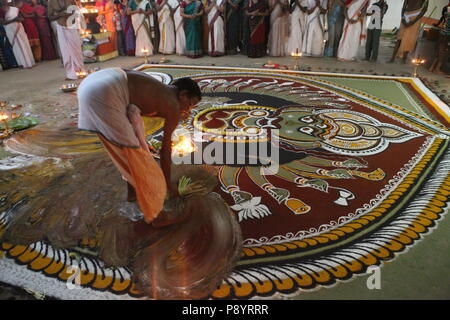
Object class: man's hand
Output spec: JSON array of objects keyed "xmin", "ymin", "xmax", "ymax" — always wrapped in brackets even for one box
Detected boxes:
[{"xmin": 178, "ymin": 176, "xmax": 208, "ymax": 197}]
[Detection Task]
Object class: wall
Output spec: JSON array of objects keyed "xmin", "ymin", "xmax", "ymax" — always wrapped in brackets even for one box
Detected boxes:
[{"xmin": 381, "ymin": 0, "xmax": 448, "ymax": 31}]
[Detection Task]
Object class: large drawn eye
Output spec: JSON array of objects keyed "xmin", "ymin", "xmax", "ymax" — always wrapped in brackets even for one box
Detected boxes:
[
  {"xmin": 299, "ymin": 127, "xmax": 314, "ymax": 135},
  {"xmin": 300, "ymin": 116, "xmax": 314, "ymax": 123}
]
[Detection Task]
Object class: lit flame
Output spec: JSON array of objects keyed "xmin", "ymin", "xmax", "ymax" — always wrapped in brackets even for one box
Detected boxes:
[
  {"xmin": 141, "ymin": 48, "xmax": 149, "ymax": 55},
  {"xmin": 0, "ymin": 113, "xmax": 8, "ymax": 121},
  {"xmin": 291, "ymin": 51, "xmax": 302, "ymax": 57},
  {"xmin": 412, "ymin": 59, "xmax": 425, "ymax": 65},
  {"xmin": 172, "ymin": 136, "xmax": 196, "ymax": 155},
  {"xmin": 76, "ymin": 71, "xmax": 88, "ymax": 78}
]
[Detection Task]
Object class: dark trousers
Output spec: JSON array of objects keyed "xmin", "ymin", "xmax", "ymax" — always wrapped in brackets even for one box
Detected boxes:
[
  {"xmin": 365, "ymin": 28, "xmax": 382, "ymax": 61},
  {"xmin": 117, "ymin": 30, "xmax": 126, "ymax": 56}
]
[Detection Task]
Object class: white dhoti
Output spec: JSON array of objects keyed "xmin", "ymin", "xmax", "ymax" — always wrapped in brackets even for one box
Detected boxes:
[
  {"xmin": 56, "ymin": 23, "xmax": 84, "ymax": 79},
  {"xmin": 77, "ymin": 68, "xmax": 167, "ymax": 222}
]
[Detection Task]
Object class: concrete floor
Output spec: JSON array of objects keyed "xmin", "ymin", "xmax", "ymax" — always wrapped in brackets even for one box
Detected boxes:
[{"xmin": 0, "ymin": 37, "xmax": 449, "ymax": 300}]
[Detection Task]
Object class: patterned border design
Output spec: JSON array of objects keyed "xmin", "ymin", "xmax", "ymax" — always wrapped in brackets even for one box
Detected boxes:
[{"xmin": 0, "ymin": 65, "xmax": 449, "ymax": 300}]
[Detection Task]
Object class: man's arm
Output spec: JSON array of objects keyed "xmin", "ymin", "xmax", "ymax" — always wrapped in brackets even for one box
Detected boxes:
[{"xmin": 160, "ymin": 115, "xmax": 179, "ymax": 196}]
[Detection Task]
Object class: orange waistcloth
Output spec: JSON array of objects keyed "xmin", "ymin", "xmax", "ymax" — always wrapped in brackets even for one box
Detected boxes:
[{"xmin": 99, "ymin": 135, "xmax": 167, "ymax": 223}]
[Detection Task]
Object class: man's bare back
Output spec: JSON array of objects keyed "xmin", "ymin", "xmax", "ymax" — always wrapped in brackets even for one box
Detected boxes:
[
  {"xmin": 123, "ymin": 69, "xmax": 201, "ymax": 197},
  {"xmin": 125, "ymin": 69, "xmax": 181, "ymax": 120}
]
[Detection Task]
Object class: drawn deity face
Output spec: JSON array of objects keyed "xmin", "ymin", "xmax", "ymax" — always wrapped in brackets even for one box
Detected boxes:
[
  {"xmin": 271, "ymin": 109, "xmax": 338, "ymax": 143},
  {"xmin": 194, "ymin": 106, "xmax": 338, "ymax": 147}
]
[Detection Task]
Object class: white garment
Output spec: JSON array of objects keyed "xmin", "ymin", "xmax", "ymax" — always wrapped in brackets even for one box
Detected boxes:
[
  {"xmin": 56, "ymin": 23, "xmax": 85, "ymax": 79},
  {"xmin": 268, "ymin": 0, "xmax": 288, "ymax": 57},
  {"xmin": 287, "ymin": 2, "xmax": 306, "ymax": 55},
  {"xmin": 302, "ymin": 0, "xmax": 327, "ymax": 57},
  {"xmin": 51, "ymin": 20, "xmax": 61, "ymax": 58},
  {"xmin": 158, "ymin": 3, "xmax": 175, "ymax": 54},
  {"xmin": 207, "ymin": 0, "xmax": 225, "ymax": 55},
  {"xmin": 174, "ymin": 2, "xmax": 186, "ymax": 55},
  {"xmin": 337, "ymin": 0, "xmax": 369, "ymax": 61},
  {"xmin": 4, "ymin": 6, "xmax": 35, "ymax": 69},
  {"xmin": 77, "ymin": 68, "xmax": 140, "ymax": 148},
  {"xmin": 132, "ymin": 0, "xmax": 154, "ymax": 56}
]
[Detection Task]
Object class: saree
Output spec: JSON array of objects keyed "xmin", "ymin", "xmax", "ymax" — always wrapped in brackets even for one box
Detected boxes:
[
  {"xmin": 119, "ymin": 3, "xmax": 136, "ymax": 55},
  {"xmin": 0, "ymin": 20, "xmax": 18, "ymax": 70},
  {"xmin": 324, "ymin": 0, "xmax": 345, "ymax": 57},
  {"xmin": 183, "ymin": 0, "xmax": 203, "ymax": 58},
  {"xmin": 147, "ymin": 0, "xmax": 160, "ymax": 54},
  {"xmin": 207, "ymin": 0, "xmax": 225, "ymax": 56},
  {"xmin": 4, "ymin": 6, "xmax": 35, "ymax": 68},
  {"xmin": 268, "ymin": 0, "xmax": 288, "ymax": 57},
  {"xmin": 240, "ymin": 0, "xmax": 249, "ymax": 54},
  {"xmin": 224, "ymin": 0, "xmax": 241, "ymax": 54},
  {"xmin": 130, "ymin": 0, "xmax": 154, "ymax": 56},
  {"xmin": 19, "ymin": 2, "xmax": 41, "ymax": 62},
  {"xmin": 337, "ymin": 0, "xmax": 368, "ymax": 61},
  {"xmin": 33, "ymin": 4, "xmax": 57, "ymax": 60},
  {"xmin": 287, "ymin": 0, "xmax": 306, "ymax": 55},
  {"xmin": 302, "ymin": 0, "xmax": 327, "ymax": 57},
  {"xmin": 247, "ymin": 0, "xmax": 268, "ymax": 58},
  {"xmin": 157, "ymin": 0, "xmax": 175, "ymax": 54},
  {"xmin": 174, "ymin": 0, "xmax": 186, "ymax": 55}
]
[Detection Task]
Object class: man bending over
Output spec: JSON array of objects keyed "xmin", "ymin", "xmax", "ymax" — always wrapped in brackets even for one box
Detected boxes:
[{"xmin": 77, "ymin": 68, "xmax": 201, "ymax": 225}]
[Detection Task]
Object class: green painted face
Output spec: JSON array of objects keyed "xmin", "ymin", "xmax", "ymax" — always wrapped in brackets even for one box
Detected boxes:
[{"xmin": 275, "ymin": 110, "xmax": 335, "ymax": 143}]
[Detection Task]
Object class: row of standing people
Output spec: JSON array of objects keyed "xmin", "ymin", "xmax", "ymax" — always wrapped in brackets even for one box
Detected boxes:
[
  {"xmin": 0, "ymin": 0, "xmax": 59, "ymax": 72},
  {"xmin": 120, "ymin": 0, "xmax": 427, "ymax": 62},
  {"xmin": 1, "ymin": 0, "xmax": 431, "ymax": 77}
]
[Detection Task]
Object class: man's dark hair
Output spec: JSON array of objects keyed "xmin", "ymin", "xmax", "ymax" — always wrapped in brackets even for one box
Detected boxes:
[{"xmin": 172, "ymin": 77, "xmax": 202, "ymax": 100}]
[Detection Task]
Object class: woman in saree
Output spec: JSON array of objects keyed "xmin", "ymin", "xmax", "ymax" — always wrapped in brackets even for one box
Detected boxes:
[
  {"xmin": 30, "ymin": 0, "xmax": 57, "ymax": 60},
  {"xmin": 1, "ymin": 0, "xmax": 34, "ymax": 68},
  {"xmin": 119, "ymin": 0, "xmax": 136, "ymax": 55},
  {"xmin": 239, "ymin": 0, "xmax": 249, "ymax": 54},
  {"xmin": 302, "ymin": 0, "xmax": 328, "ymax": 57},
  {"xmin": 205, "ymin": 0, "xmax": 225, "ymax": 56},
  {"xmin": 181, "ymin": 0, "xmax": 204, "ymax": 58},
  {"xmin": 0, "ymin": 6, "xmax": 18, "ymax": 70},
  {"xmin": 287, "ymin": 0, "xmax": 306, "ymax": 55},
  {"xmin": 224, "ymin": 0, "xmax": 241, "ymax": 54},
  {"xmin": 337, "ymin": 0, "xmax": 368, "ymax": 61},
  {"xmin": 16, "ymin": 0, "xmax": 41, "ymax": 62},
  {"xmin": 156, "ymin": 0, "xmax": 175, "ymax": 54},
  {"xmin": 267, "ymin": 0, "xmax": 289, "ymax": 57},
  {"xmin": 128, "ymin": 0, "xmax": 154, "ymax": 55},
  {"xmin": 245, "ymin": 0, "xmax": 269, "ymax": 58},
  {"xmin": 173, "ymin": 0, "xmax": 185, "ymax": 54}
]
